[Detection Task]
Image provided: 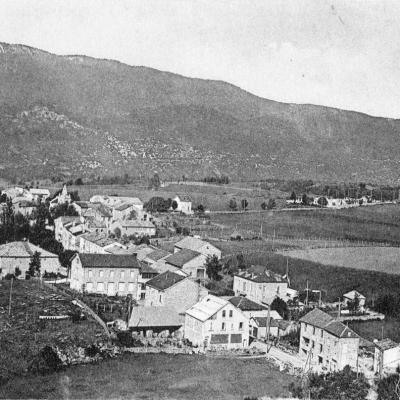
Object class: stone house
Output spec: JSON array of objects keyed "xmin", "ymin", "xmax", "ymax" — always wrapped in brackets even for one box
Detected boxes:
[
  {"xmin": 78, "ymin": 232, "xmax": 123, "ymax": 254},
  {"xmin": 299, "ymin": 308, "xmax": 359, "ymax": 372},
  {"xmin": 112, "ymin": 202, "xmax": 136, "ymax": 221},
  {"xmin": 184, "ymin": 294, "xmax": 249, "ymax": 349},
  {"xmin": 0, "ymin": 241, "xmax": 65, "ymax": 278},
  {"xmin": 343, "ymin": 290, "xmax": 366, "ymax": 311},
  {"xmin": 374, "ymin": 338, "xmax": 400, "ymax": 376},
  {"xmin": 228, "ymin": 296, "xmax": 280, "ymax": 319},
  {"xmin": 111, "ymin": 220, "xmax": 156, "ymax": 237},
  {"xmin": 174, "ymin": 237, "xmax": 221, "ymax": 259},
  {"xmin": 69, "ymin": 253, "xmax": 142, "ymax": 297},
  {"xmin": 233, "ymin": 265, "xmax": 288, "ymax": 306},
  {"xmin": 173, "ymin": 195, "xmax": 192, "ymax": 215},
  {"xmin": 145, "ymin": 271, "xmax": 208, "ymax": 313},
  {"xmin": 165, "ymin": 249, "xmax": 207, "ymax": 278}
]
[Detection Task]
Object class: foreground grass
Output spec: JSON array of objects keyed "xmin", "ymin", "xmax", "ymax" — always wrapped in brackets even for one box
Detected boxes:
[{"xmin": 0, "ymin": 353, "xmax": 295, "ymax": 400}]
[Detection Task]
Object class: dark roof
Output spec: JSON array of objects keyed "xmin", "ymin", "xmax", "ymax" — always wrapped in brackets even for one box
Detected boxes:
[
  {"xmin": 300, "ymin": 308, "xmax": 359, "ymax": 339},
  {"xmin": 375, "ymin": 338, "xmax": 400, "ymax": 351},
  {"xmin": 96, "ymin": 204, "xmax": 113, "ymax": 218},
  {"xmin": 77, "ymin": 253, "xmax": 141, "ymax": 269},
  {"xmin": 140, "ymin": 263, "xmax": 158, "ymax": 274},
  {"xmin": 235, "ymin": 265, "xmax": 286, "ymax": 284},
  {"xmin": 146, "ymin": 271, "xmax": 186, "ymax": 291},
  {"xmin": 229, "ymin": 296, "xmax": 268, "ymax": 311},
  {"xmin": 165, "ymin": 248, "xmax": 202, "ymax": 268},
  {"xmin": 252, "ymin": 317, "xmax": 279, "ymax": 328},
  {"xmin": 146, "ymin": 248, "xmax": 170, "ymax": 262}
]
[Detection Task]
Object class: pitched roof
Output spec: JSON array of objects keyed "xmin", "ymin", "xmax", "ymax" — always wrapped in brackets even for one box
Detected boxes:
[
  {"xmin": 343, "ymin": 290, "xmax": 366, "ymax": 300},
  {"xmin": 186, "ymin": 295, "xmax": 228, "ymax": 322},
  {"xmin": 146, "ymin": 248, "xmax": 171, "ymax": 262},
  {"xmin": 0, "ymin": 241, "xmax": 58, "ymax": 258},
  {"xmin": 235, "ymin": 266, "xmax": 287, "ymax": 284},
  {"xmin": 375, "ymin": 338, "xmax": 400, "ymax": 351},
  {"xmin": 174, "ymin": 236, "xmax": 216, "ymax": 252},
  {"xmin": 146, "ymin": 271, "xmax": 187, "ymax": 291},
  {"xmin": 128, "ymin": 306, "xmax": 183, "ymax": 328},
  {"xmin": 251, "ymin": 317, "xmax": 280, "ymax": 328},
  {"xmin": 229, "ymin": 296, "xmax": 268, "ymax": 311},
  {"xmin": 114, "ymin": 202, "xmax": 134, "ymax": 211},
  {"xmin": 175, "ymin": 195, "xmax": 192, "ymax": 202},
  {"xmin": 77, "ymin": 253, "xmax": 141, "ymax": 269},
  {"xmin": 165, "ymin": 248, "xmax": 202, "ymax": 268},
  {"xmin": 300, "ymin": 308, "xmax": 359, "ymax": 339},
  {"xmin": 29, "ymin": 188, "xmax": 50, "ymax": 196},
  {"xmin": 80, "ymin": 232, "xmax": 117, "ymax": 248}
]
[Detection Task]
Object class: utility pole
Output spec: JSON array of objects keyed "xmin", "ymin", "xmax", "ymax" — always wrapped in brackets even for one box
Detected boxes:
[
  {"xmin": 8, "ymin": 277, "xmax": 13, "ymax": 318},
  {"xmin": 305, "ymin": 280, "xmax": 309, "ymax": 307},
  {"xmin": 338, "ymin": 297, "xmax": 341, "ymax": 318}
]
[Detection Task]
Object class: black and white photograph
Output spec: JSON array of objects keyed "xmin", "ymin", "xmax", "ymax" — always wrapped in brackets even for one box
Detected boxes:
[{"xmin": 1, "ymin": 1, "xmax": 400, "ymax": 399}]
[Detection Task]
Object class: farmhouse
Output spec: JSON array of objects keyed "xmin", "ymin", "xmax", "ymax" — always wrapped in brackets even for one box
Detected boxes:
[
  {"xmin": 184, "ymin": 294, "xmax": 249, "ymax": 349},
  {"xmin": 143, "ymin": 248, "xmax": 171, "ymax": 264},
  {"xmin": 128, "ymin": 306, "xmax": 183, "ymax": 336},
  {"xmin": 299, "ymin": 308, "xmax": 359, "ymax": 372},
  {"xmin": 112, "ymin": 202, "xmax": 136, "ymax": 221},
  {"xmin": 0, "ymin": 241, "xmax": 65, "ymax": 278},
  {"xmin": 90, "ymin": 195, "xmax": 144, "ymax": 212},
  {"xmin": 374, "ymin": 338, "xmax": 400, "ymax": 376},
  {"xmin": 145, "ymin": 271, "xmax": 208, "ymax": 313},
  {"xmin": 173, "ymin": 195, "xmax": 192, "ymax": 215},
  {"xmin": 112, "ymin": 219, "xmax": 156, "ymax": 237},
  {"xmin": 228, "ymin": 296, "xmax": 279, "ymax": 319},
  {"xmin": 165, "ymin": 249, "xmax": 207, "ymax": 278},
  {"xmin": 69, "ymin": 253, "xmax": 142, "ymax": 297},
  {"xmin": 233, "ymin": 265, "xmax": 288, "ymax": 305},
  {"xmin": 29, "ymin": 188, "xmax": 50, "ymax": 202},
  {"xmin": 174, "ymin": 237, "xmax": 221, "ymax": 259},
  {"xmin": 343, "ymin": 290, "xmax": 366, "ymax": 311},
  {"xmin": 79, "ymin": 232, "xmax": 123, "ymax": 254}
]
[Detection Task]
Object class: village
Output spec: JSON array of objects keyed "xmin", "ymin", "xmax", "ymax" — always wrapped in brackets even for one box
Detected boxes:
[{"xmin": 0, "ymin": 181, "xmax": 399, "ymax": 399}]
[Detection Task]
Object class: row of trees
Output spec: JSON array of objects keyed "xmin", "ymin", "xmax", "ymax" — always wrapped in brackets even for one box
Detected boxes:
[{"xmin": 203, "ymin": 175, "xmax": 230, "ymax": 184}]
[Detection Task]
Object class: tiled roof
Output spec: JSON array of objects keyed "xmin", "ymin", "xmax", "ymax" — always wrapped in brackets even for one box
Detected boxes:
[
  {"xmin": 375, "ymin": 338, "xmax": 400, "ymax": 351},
  {"xmin": 229, "ymin": 296, "xmax": 268, "ymax": 311},
  {"xmin": 146, "ymin": 248, "xmax": 171, "ymax": 262},
  {"xmin": 118, "ymin": 220, "xmax": 155, "ymax": 228},
  {"xmin": 77, "ymin": 253, "xmax": 141, "ymax": 269},
  {"xmin": 81, "ymin": 233, "xmax": 117, "ymax": 248},
  {"xmin": 114, "ymin": 202, "xmax": 134, "ymax": 211},
  {"xmin": 235, "ymin": 266, "xmax": 286, "ymax": 284},
  {"xmin": 128, "ymin": 306, "xmax": 183, "ymax": 327},
  {"xmin": 165, "ymin": 249, "xmax": 202, "ymax": 268},
  {"xmin": 251, "ymin": 317, "xmax": 280, "ymax": 328},
  {"xmin": 343, "ymin": 290, "xmax": 366, "ymax": 300},
  {"xmin": 300, "ymin": 308, "xmax": 359, "ymax": 339},
  {"xmin": 146, "ymin": 271, "xmax": 186, "ymax": 291},
  {"xmin": 175, "ymin": 236, "xmax": 214, "ymax": 252},
  {"xmin": 0, "ymin": 241, "xmax": 58, "ymax": 258},
  {"xmin": 176, "ymin": 195, "xmax": 192, "ymax": 202}
]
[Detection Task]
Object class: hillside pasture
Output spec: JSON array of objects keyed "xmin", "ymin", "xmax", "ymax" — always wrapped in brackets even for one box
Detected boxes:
[{"xmin": 279, "ymin": 247, "xmax": 400, "ymax": 275}]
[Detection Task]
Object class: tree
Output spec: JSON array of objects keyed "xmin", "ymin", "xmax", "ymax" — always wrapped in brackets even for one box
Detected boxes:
[
  {"xmin": 28, "ymin": 251, "xmax": 41, "ymax": 277},
  {"xmin": 75, "ymin": 177, "xmax": 84, "ymax": 185},
  {"xmin": 149, "ymin": 173, "xmax": 161, "ymax": 190},
  {"xmin": 14, "ymin": 267, "xmax": 21, "ymax": 278},
  {"xmin": 270, "ymin": 297, "xmax": 289, "ymax": 319},
  {"xmin": 205, "ymin": 255, "xmax": 223, "ymax": 281},
  {"xmin": 171, "ymin": 200, "xmax": 178, "ymax": 210},
  {"xmin": 196, "ymin": 204, "xmax": 205, "ymax": 213},
  {"xmin": 267, "ymin": 198, "xmax": 276, "ymax": 209},
  {"xmin": 241, "ymin": 199, "xmax": 248, "ymax": 210},
  {"xmin": 290, "ymin": 191, "xmax": 297, "ymax": 203},
  {"xmin": 114, "ymin": 227, "xmax": 121, "ymax": 239},
  {"xmin": 377, "ymin": 369, "xmax": 400, "ymax": 400},
  {"xmin": 51, "ymin": 203, "xmax": 79, "ymax": 219},
  {"xmin": 347, "ymin": 293, "xmax": 360, "ymax": 313},
  {"xmin": 302, "ymin": 193, "xmax": 309, "ymax": 205},
  {"xmin": 229, "ymin": 199, "xmax": 238, "ymax": 211},
  {"xmin": 261, "ymin": 202, "xmax": 267, "ymax": 210}
]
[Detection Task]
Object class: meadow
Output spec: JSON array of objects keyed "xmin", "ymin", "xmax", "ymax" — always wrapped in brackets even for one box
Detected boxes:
[
  {"xmin": 279, "ymin": 247, "xmax": 400, "ymax": 274},
  {"xmin": 0, "ymin": 353, "xmax": 295, "ymax": 399}
]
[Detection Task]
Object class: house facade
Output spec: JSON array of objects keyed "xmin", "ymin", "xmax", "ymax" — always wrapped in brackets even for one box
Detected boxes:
[
  {"xmin": 173, "ymin": 195, "xmax": 192, "ymax": 215},
  {"xmin": 69, "ymin": 253, "xmax": 142, "ymax": 298},
  {"xmin": 112, "ymin": 219, "xmax": 156, "ymax": 237},
  {"xmin": 184, "ymin": 295, "xmax": 249, "ymax": 349},
  {"xmin": 343, "ymin": 290, "xmax": 366, "ymax": 311},
  {"xmin": 374, "ymin": 339, "xmax": 400, "ymax": 376},
  {"xmin": 165, "ymin": 249, "xmax": 207, "ymax": 278},
  {"xmin": 299, "ymin": 308, "xmax": 359, "ymax": 372},
  {"xmin": 145, "ymin": 271, "xmax": 208, "ymax": 313},
  {"xmin": 233, "ymin": 266, "xmax": 288, "ymax": 305}
]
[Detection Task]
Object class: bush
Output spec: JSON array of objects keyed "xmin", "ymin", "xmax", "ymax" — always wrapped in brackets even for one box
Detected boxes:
[{"xmin": 30, "ymin": 346, "xmax": 63, "ymax": 374}]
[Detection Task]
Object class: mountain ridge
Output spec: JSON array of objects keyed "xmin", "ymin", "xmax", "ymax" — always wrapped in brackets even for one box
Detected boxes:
[{"xmin": 0, "ymin": 42, "xmax": 399, "ymax": 183}]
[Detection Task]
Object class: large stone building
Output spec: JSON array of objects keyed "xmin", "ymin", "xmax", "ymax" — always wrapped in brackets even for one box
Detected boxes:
[
  {"xmin": 69, "ymin": 253, "xmax": 142, "ymax": 298},
  {"xmin": 299, "ymin": 308, "xmax": 360, "ymax": 372},
  {"xmin": 0, "ymin": 241, "xmax": 65, "ymax": 278},
  {"xmin": 184, "ymin": 295, "xmax": 249, "ymax": 349},
  {"xmin": 174, "ymin": 237, "xmax": 221, "ymax": 259},
  {"xmin": 233, "ymin": 265, "xmax": 288, "ymax": 305},
  {"xmin": 164, "ymin": 249, "xmax": 207, "ymax": 278},
  {"xmin": 145, "ymin": 271, "xmax": 208, "ymax": 313}
]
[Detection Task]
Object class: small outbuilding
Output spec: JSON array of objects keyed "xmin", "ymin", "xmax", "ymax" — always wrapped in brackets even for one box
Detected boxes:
[{"xmin": 374, "ymin": 338, "xmax": 400, "ymax": 376}]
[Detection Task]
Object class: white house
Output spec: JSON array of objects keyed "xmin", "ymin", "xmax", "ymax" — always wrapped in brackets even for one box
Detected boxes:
[
  {"xmin": 49, "ymin": 184, "xmax": 71, "ymax": 209},
  {"xmin": 374, "ymin": 338, "xmax": 400, "ymax": 376},
  {"xmin": 174, "ymin": 237, "xmax": 221, "ymax": 259},
  {"xmin": 79, "ymin": 232, "xmax": 124, "ymax": 254},
  {"xmin": 233, "ymin": 266, "xmax": 289, "ymax": 306},
  {"xmin": 173, "ymin": 195, "xmax": 192, "ymax": 215},
  {"xmin": 111, "ymin": 219, "xmax": 156, "ymax": 237},
  {"xmin": 228, "ymin": 296, "xmax": 281, "ymax": 319},
  {"xmin": 343, "ymin": 290, "xmax": 366, "ymax": 311},
  {"xmin": 184, "ymin": 294, "xmax": 249, "ymax": 349},
  {"xmin": 29, "ymin": 188, "xmax": 50, "ymax": 203}
]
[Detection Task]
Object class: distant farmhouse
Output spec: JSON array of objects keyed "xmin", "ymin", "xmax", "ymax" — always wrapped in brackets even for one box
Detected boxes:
[
  {"xmin": 173, "ymin": 195, "xmax": 192, "ymax": 215},
  {"xmin": 174, "ymin": 237, "xmax": 221, "ymax": 259}
]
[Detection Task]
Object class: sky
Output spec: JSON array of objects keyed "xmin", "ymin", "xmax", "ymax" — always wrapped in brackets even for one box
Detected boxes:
[{"xmin": 1, "ymin": 0, "xmax": 400, "ymax": 118}]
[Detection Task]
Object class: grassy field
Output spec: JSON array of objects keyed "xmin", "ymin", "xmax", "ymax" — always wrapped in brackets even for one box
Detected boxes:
[
  {"xmin": 0, "ymin": 353, "xmax": 295, "ymax": 399},
  {"xmin": 349, "ymin": 318, "xmax": 400, "ymax": 343},
  {"xmin": 211, "ymin": 204, "xmax": 400, "ymax": 244},
  {"xmin": 279, "ymin": 247, "xmax": 400, "ymax": 274}
]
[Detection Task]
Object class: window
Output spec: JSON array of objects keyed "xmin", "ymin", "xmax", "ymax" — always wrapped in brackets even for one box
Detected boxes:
[
  {"xmin": 118, "ymin": 282, "xmax": 125, "ymax": 292},
  {"xmin": 140, "ymin": 292, "xmax": 145, "ymax": 300},
  {"xmin": 99, "ymin": 270, "xmax": 104, "ymax": 278},
  {"xmin": 229, "ymin": 310, "xmax": 233, "ymax": 317},
  {"xmin": 222, "ymin": 310, "xmax": 226, "ymax": 318},
  {"xmin": 230, "ymin": 323, "xmax": 234, "ymax": 330},
  {"xmin": 128, "ymin": 283, "xmax": 135, "ymax": 292},
  {"xmin": 318, "ymin": 356, "xmax": 323, "ymax": 365},
  {"xmin": 87, "ymin": 282, "xmax": 93, "ymax": 291},
  {"xmin": 141, "ymin": 283, "xmax": 146, "ymax": 290},
  {"xmin": 88, "ymin": 270, "xmax": 93, "ymax": 278},
  {"xmin": 222, "ymin": 322, "xmax": 226, "ymax": 331},
  {"xmin": 277, "ymin": 286, "xmax": 280, "ymax": 294},
  {"xmin": 239, "ymin": 322, "xmax": 243, "ymax": 330},
  {"xmin": 130, "ymin": 270, "xmax": 135, "ymax": 278},
  {"xmin": 311, "ymin": 340, "xmax": 315, "ymax": 348},
  {"xmin": 319, "ymin": 344, "xmax": 323, "ymax": 353},
  {"xmin": 120, "ymin": 270, "xmax": 125, "ymax": 278},
  {"xmin": 159, "ymin": 295, "xmax": 162, "ymax": 303},
  {"xmin": 209, "ymin": 321, "xmax": 213, "ymax": 331},
  {"xmin": 97, "ymin": 282, "xmax": 104, "ymax": 292},
  {"xmin": 313, "ymin": 326, "xmax": 316, "ymax": 335},
  {"xmin": 110, "ymin": 270, "xmax": 114, "ymax": 278},
  {"xmin": 321, "ymin": 330, "xmax": 323, "ymax": 338}
]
